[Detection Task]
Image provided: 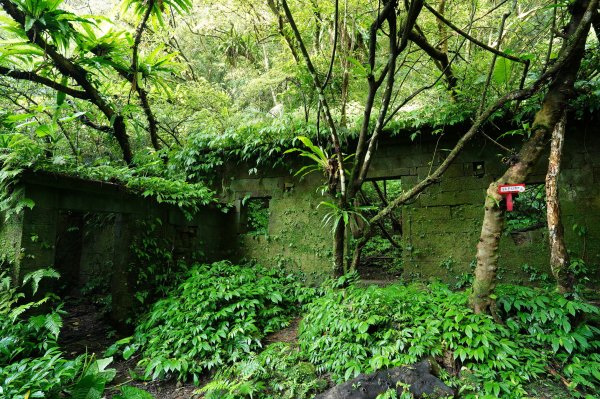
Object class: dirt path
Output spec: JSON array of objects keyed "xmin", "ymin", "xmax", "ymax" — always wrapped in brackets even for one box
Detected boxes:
[{"xmin": 60, "ymin": 299, "xmax": 302, "ymax": 399}]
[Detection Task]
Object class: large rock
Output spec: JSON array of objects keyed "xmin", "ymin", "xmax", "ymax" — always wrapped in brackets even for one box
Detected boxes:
[{"xmin": 314, "ymin": 361, "xmax": 454, "ymax": 399}]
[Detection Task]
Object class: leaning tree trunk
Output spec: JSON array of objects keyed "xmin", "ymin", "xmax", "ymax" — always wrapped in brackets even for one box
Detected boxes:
[
  {"xmin": 546, "ymin": 112, "xmax": 574, "ymax": 293},
  {"xmin": 470, "ymin": 0, "xmax": 595, "ymax": 314},
  {"xmin": 333, "ymin": 221, "xmax": 346, "ymax": 277}
]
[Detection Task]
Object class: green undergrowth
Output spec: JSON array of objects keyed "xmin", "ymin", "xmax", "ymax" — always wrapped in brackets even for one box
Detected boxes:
[
  {"xmin": 111, "ymin": 268, "xmax": 600, "ymax": 398},
  {"xmin": 0, "ymin": 269, "xmax": 126, "ymax": 399},
  {"xmin": 199, "ymin": 342, "xmax": 327, "ymax": 399},
  {"xmin": 124, "ymin": 261, "xmax": 315, "ymax": 384},
  {"xmin": 299, "ymin": 279, "xmax": 600, "ymax": 398}
]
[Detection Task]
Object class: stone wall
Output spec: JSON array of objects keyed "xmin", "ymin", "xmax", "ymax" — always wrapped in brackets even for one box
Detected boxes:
[
  {"xmin": 0, "ymin": 171, "xmax": 236, "ymax": 326},
  {"xmin": 220, "ymin": 167, "xmax": 332, "ymax": 279},
  {"xmin": 221, "ymin": 120, "xmax": 600, "ymax": 284}
]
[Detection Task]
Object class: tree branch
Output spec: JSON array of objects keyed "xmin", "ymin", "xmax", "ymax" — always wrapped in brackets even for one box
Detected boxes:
[
  {"xmin": 477, "ymin": 0, "xmax": 516, "ymax": 116},
  {"xmin": 407, "ymin": 30, "xmax": 457, "ymax": 94},
  {"xmin": 267, "ymin": 0, "xmax": 300, "ymax": 63},
  {"xmin": 131, "ymin": 0, "xmax": 154, "ymax": 83},
  {"xmin": 423, "ymin": 1, "xmax": 528, "ymax": 65},
  {"xmin": 0, "ymin": 67, "xmax": 89, "ymax": 100},
  {"xmin": 0, "ymin": 0, "xmax": 133, "ymax": 164},
  {"xmin": 281, "ymin": 0, "xmax": 347, "ymax": 199},
  {"xmin": 593, "ymin": 9, "xmax": 600, "ymax": 41}
]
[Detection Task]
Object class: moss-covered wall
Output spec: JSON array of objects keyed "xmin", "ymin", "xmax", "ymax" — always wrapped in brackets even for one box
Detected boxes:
[
  {"xmin": 222, "ymin": 122, "xmax": 600, "ymax": 283},
  {"xmin": 220, "ymin": 168, "xmax": 332, "ymax": 279},
  {"xmin": 0, "ymin": 172, "xmax": 236, "ymax": 326}
]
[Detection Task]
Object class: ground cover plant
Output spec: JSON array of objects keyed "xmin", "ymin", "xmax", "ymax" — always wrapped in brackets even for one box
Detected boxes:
[
  {"xmin": 299, "ymin": 277, "xmax": 600, "ymax": 398},
  {"xmin": 127, "ymin": 260, "xmax": 315, "ymax": 384},
  {"xmin": 200, "ymin": 342, "xmax": 327, "ymax": 399},
  {"xmin": 0, "ymin": 269, "xmax": 119, "ymax": 399}
]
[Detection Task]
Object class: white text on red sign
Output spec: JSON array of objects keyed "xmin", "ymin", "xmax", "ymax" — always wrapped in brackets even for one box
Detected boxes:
[{"xmin": 498, "ymin": 185, "xmax": 526, "ymax": 193}]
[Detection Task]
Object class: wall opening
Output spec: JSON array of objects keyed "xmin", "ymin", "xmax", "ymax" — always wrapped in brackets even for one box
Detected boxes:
[
  {"xmin": 240, "ymin": 197, "xmax": 271, "ymax": 235},
  {"xmin": 54, "ymin": 210, "xmax": 84, "ymax": 293},
  {"xmin": 505, "ymin": 183, "xmax": 546, "ymax": 245},
  {"xmin": 354, "ymin": 179, "xmax": 404, "ymax": 279}
]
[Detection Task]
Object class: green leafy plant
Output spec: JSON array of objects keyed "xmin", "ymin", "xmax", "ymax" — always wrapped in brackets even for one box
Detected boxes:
[
  {"xmin": 128, "ymin": 218, "xmax": 189, "ymax": 314},
  {"xmin": 284, "ymin": 136, "xmax": 333, "ymax": 178},
  {"xmin": 299, "ymin": 278, "xmax": 600, "ymax": 398},
  {"xmin": 245, "ymin": 198, "xmax": 270, "ymax": 236},
  {"xmin": 0, "ymin": 268, "xmax": 116, "ymax": 399},
  {"xmin": 318, "ymin": 201, "xmax": 375, "ymax": 232},
  {"xmin": 129, "ymin": 261, "xmax": 313, "ymax": 383},
  {"xmin": 113, "ymin": 385, "xmax": 156, "ymax": 399},
  {"xmin": 199, "ymin": 342, "xmax": 326, "ymax": 399}
]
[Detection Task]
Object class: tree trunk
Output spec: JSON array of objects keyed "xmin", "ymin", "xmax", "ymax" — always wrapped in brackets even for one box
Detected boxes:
[
  {"xmin": 593, "ymin": 10, "xmax": 600, "ymax": 40},
  {"xmin": 333, "ymin": 221, "xmax": 346, "ymax": 276},
  {"xmin": 470, "ymin": 0, "xmax": 594, "ymax": 313},
  {"xmin": 113, "ymin": 116, "xmax": 133, "ymax": 165},
  {"xmin": 546, "ymin": 112, "xmax": 574, "ymax": 293}
]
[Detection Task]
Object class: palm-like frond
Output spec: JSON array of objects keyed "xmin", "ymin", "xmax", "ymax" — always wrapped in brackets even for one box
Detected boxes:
[{"xmin": 121, "ymin": 0, "xmax": 192, "ymax": 27}]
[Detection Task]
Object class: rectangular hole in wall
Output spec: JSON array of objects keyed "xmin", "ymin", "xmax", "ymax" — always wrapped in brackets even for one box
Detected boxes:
[
  {"xmin": 505, "ymin": 183, "xmax": 546, "ymax": 245},
  {"xmin": 464, "ymin": 161, "xmax": 485, "ymax": 177},
  {"xmin": 357, "ymin": 179, "xmax": 404, "ymax": 278},
  {"xmin": 240, "ymin": 197, "xmax": 271, "ymax": 235}
]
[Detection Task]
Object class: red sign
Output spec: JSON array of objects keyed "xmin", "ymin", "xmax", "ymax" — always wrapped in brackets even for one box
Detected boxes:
[{"xmin": 497, "ymin": 184, "xmax": 526, "ymax": 212}]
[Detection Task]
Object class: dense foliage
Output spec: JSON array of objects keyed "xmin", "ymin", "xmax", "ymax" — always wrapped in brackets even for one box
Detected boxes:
[
  {"xmin": 0, "ymin": 269, "xmax": 117, "ymax": 399},
  {"xmin": 0, "ymin": 0, "xmax": 597, "ymax": 173},
  {"xmin": 299, "ymin": 279, "xmax": 600, "ymax": 398},
  {"xmin": 1, "ymin": 0, "xmax": 600, "ymax": 397},
  {"xmin": 130, "ymin": 261, "xmax": 314, "ymax": 383},
  {"xmin": 200, "ymin": 342, "xmax": 326, "ymax": 399}
]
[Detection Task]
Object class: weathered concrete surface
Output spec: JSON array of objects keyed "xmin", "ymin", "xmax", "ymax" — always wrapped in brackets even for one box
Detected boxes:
[
  {"xmin": 221, "ymin": 120, "xmax": 600, "ymax": 283},
  {"xmin": 313, "ymin": 361, "xmax": 454, "ymax": 399},
  {"xmin": 0, "ymin": 171, "xmax": 236, "ymax": 326}
]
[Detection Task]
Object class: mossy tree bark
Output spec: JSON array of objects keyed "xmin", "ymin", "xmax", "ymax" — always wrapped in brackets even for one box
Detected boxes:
[
  {"xmin": 470, "ymin": 0, "xmax": 596, "ymax": 313},
  {"xmin": 546, "ymin": 113, "xmax": 574, "ymax": 293}
]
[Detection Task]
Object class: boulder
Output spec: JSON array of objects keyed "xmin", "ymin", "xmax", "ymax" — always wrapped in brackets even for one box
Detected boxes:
[{"xmin": 314, "ymin": 360, "xmax": 454, "ymax": 399}]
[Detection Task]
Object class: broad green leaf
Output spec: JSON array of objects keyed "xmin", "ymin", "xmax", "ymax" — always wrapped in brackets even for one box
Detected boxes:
[{"xmin": 493, "ymin": 58, "xmax": 513, "ymax": 85}]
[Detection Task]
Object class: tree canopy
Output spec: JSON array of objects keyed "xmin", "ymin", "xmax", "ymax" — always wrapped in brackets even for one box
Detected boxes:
[{"xmin": 1, "ymin": 0, "xmax": 599, "ymax": 305}]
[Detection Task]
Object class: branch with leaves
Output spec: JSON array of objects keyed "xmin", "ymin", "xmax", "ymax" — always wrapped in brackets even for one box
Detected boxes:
[{"xmin": 0, "ymin": 0, "xmax": 134, "ymax": 163}]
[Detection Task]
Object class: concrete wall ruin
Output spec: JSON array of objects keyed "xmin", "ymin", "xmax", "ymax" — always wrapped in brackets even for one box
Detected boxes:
[
  {"xmin": 0, "ymin": 171, "xmax": 235, "ymax": 326},
  {"xmin": 221, "ymin": 120, "xmax": 600, "ymax": 285}
]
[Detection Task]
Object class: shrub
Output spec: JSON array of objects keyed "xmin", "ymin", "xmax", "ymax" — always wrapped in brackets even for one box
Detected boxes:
[
  {"xmin": 299, "ymin": 280, "xmax": 600, "ymax": 398},
  {"xmin": 0, "ymin": 269, "xmax": 116, "ymax": 399},
  {"xmin": 132, "ymin": 261, "xmax": 312, "ymax": 383},
  {"xmin": 199, "ymin": 342, "xmax": 327, "ymax": 399}
]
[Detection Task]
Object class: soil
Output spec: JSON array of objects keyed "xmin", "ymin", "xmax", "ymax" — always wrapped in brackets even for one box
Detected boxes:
[
  {"xmin": 356, "ymin": 260, "xmax": 401, "ymax": 286},
  {"xmin": 59, "ymin": 299, "xmax": 302, "ymax": 399},
  {"xmin": 59, "ymin": 298, "xmax": 202, "ymax": 398}
]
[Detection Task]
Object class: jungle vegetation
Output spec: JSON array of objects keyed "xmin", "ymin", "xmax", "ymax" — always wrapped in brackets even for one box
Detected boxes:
[{"xmin": 1, "ymin": 0, "xmax": 600, "ymax": 398}]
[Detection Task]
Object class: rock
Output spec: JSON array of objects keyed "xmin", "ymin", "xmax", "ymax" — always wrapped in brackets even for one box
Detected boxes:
[{"xmin": 314, "ymin": 360, "xmax": 454, "ymax": 399}]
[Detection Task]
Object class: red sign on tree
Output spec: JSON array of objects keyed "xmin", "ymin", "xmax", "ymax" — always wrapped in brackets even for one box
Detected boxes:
[{"xmin": 497, "ymin": 184, "xmax": 526, "ymax": 211}]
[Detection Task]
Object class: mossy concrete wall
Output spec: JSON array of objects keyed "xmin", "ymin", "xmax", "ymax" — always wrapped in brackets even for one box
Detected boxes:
[
  {"xmin": 0, "ymin": 171, "xmax": 236, "ymax": 325},
  {"xmin": 220, "ymin": 167, "xmax": 332, "ymax": 280},
  {"xmin": 221, "ymin": 121, "xmax": 600, "ymax": 283}
]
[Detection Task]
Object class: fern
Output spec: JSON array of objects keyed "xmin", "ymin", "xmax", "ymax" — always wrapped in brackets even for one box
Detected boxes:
[
  {"xmin": 22, "ymin": 268, "xmax": 60, "ymax": 295},
  {"xmin": 43, "ymin": 312, "xmax": 63, "ymax": 338},
  {"xmin": 113, "ymin": 386, "xmax": 156, "ymax": 399},
  {"xmin": 9, "ymin": 296, "xmax": 49, "ymax": 322}
]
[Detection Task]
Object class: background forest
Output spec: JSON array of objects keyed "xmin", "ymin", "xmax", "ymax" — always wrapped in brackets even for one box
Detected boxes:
[{"xmin": 1, "ymin": 0, "xmax": 600, "ymax": 398}]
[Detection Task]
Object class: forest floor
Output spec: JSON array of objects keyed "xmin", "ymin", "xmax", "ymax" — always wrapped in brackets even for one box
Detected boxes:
[
  {"xmin": 60, "ymin": 300, "xmax": 302, "ymax": 399},
  {"xmin": 59, "ymin": 284, "xmax": 580, "ymax": 399}
]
